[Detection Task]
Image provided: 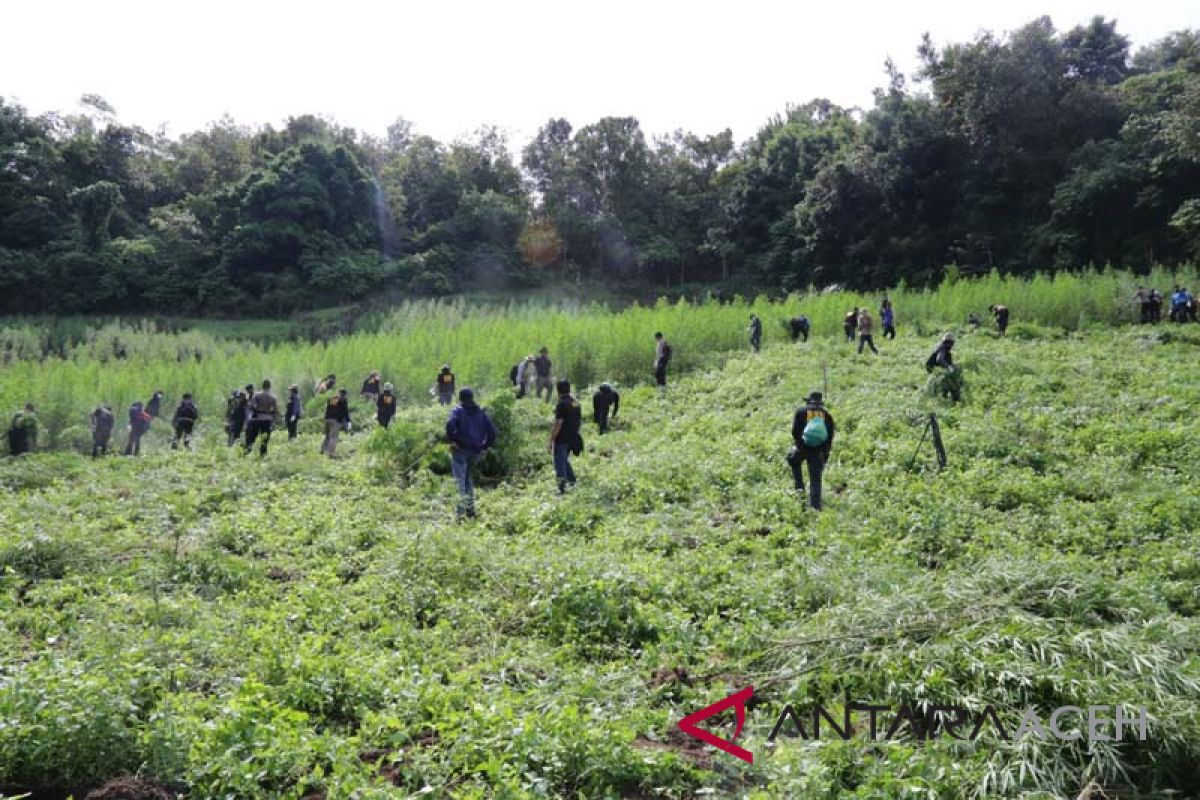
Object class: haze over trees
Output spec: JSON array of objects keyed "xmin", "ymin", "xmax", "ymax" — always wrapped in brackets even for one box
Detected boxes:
[{"xmin": 1, "ymin": 16, "xmax": 1198, "ymax": 315}]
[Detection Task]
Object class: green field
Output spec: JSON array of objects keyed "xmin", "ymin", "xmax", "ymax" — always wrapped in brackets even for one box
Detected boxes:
[{"xmin": 2, "ymin": 279, "xmax": 1200, "ymax": 798}]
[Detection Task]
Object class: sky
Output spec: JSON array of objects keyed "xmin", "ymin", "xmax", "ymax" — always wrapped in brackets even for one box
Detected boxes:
[{"xmin": 2, "ymin": 0, "xmax": 1195, "ymax": 148}]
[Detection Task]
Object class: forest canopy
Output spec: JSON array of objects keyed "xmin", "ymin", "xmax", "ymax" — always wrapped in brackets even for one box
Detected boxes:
[{"xmin": 1, "ymin": 16, "xmax": 1198, "ymax": 315}]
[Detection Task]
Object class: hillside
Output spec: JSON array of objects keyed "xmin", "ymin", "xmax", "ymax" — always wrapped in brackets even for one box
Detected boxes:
[{"xmin": 2, "ymin": 325, "xmax": 1200, "ymax": 798}]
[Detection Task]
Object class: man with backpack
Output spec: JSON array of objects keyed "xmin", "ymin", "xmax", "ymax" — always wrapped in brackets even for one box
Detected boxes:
[
  {"xmin": 548, "ymin": 379, "xmax": 583, "ymax": 494},
  {"xmin": 321, "ymin": 388, "xmax": 352, "ymax": 457},
  {"xmin": 593, "ymin": 383, "xmax": 620, "ymax": 434},
  {"xmin": 446, "ymin": 388, "xmax": 498, "ymax": 519},
  {"xmin": 654, "ymin": 332, "xmax": 672, "ymax": 392},
  {"xmin": 226, "ymin": 390, "xmax": 248, "ymax": 446},
  {"xmin": 285, "ymin": 385, "xmax": 303, "ymax": 440},
  {"xmin": 377, "ymin": 383, "xmax": 398, "ymax": 428},
  {"xmin": 171, "ymin": 393, "xmax": 200, "ymax": 450},
  {"xmin": 788, "ymin": 391, "xmax": 835, "ymax": 510},
  {"xmin": 534, "ymin": 348, "xmax": 554, "ymax": 402},
  {"xmin": 244, "ymin": 380, "xmax": 278, "ymax": 457},
  {"xmin": 7, "ymin": 403, "xmax": 38, "ymax": 456},
  {"xmin": 748, "ymin": 314, "xmax": 763, "ymax": 352},
  {"xmin": 124, "ymin": 401, "xmax": 152, "ymax": 456},
  {"xmin": 789, "ymin": 315, "xmax": 811, "ymax": 343},
  {"xmin": 90, "ymin": 404, "xmax": 115, "ymax": 457},
  {"xmin": 436, "ymin": 364, "xmax": 456, "ymax": 406}
]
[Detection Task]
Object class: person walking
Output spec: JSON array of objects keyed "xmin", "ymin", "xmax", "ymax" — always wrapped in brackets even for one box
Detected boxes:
[
  {"xmin": 244, "ymin": 380, "xmax": 278, "ymax": 457},
  {"xmin": 881, "ymin": 298, "xmax": 896, "ymax": 339},
  {"xmin": 653, "ymin": 332, "xmax": 672, "ymax": 393},
  {"xmin": 146, "ymin": 390, "xmax": 165, "ymax": 420},
  {"xmin": 857, "ymin": 309, "xmax": 879, "ymax": 354},
  {"xmin": 124, "ymin": 401, "xmax": 151, "ymax": 456},
  {"xmin": 548, "ymin": 380, "xmax": 583, "ymax": 494},
  {"xmin": 90, "ymin": 404, "xmax": 115, "ymax": 457},
  {"xmin": 436, "ymin": 364, "xmax": 456, "ymax": 406},
  {"xmin": 843, "ymin": 309, "xmax": 858, "ymax": 342},
  {"xmin": 225, "ymin": 390, "xmax": 248, "ymax": 446},
  {"xmin": 789, "ymin": 315, "xmax": 811, "ymax": 342},
  {"xmin": 593, "ymin": 383, "xmax": 620, "ymax": 434},
  {"xmin": 748, "ymin": 314, "xmax": 763, "ymax": 352},
  {"xmin": 990, "ymin": 304, "xmax": 1010, "ymax": 336},
  {"xmin": 445, "ymin": 388, "xmax": 498, "ymax": 519},
  {"xmin": 534, "ymin": 348, "xmax": 554, "ymax": 402},
  {"xmin": 377, "ymin": 383, "xmax": 398, "ymax": 428},
  {"xmin": 361, "ymin": 371, "xmax": 382, "ymax": 401},
  {"xmin": 321, "ymin": 389, "xmax": 352, "ymax": 457},
  {"xmin": 285, "ymin": 385, "xmax": 303, "ymax": 440},
  {"xmin": 788, "ymin": 391, "xmax": 835, "ymax": 510},
  {"xmin": 171, "ymin": 393, "xmax": 200, "ymax": 450}
]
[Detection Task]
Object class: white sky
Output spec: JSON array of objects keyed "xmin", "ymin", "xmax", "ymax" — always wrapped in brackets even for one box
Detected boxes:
[{"xmin": 3, "ymin": 0, "xmax": 1195, "ymax": 148}]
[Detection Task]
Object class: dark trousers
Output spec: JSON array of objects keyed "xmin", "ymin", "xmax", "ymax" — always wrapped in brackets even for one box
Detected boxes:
[
  {"xmin": 437, "ymin": 393, "xmax": 453, "ymax": 406},
  {"xmin": 553, "ymin": 442, "xmax": 576, "ymax": 492},
  {"xmin": 124, "ymin": 429, "xmax": 144, "ymax": 456},
  {"xmin": 245, "ymin": 419, "xmax": 272, "ymax": 456},
  {"xmin": 378, "ymin": 415, "xmax": 393, "ymax": 429},
  {"xmin": 654, "ymin": 364, "xmax": 667, "ymax": 387},
  {"xmin": 750, "ymin": 335, "xmax": 761, "ymax": 352},
  {"xmin": 172, "ymin": 420, "xmax": 195, "ymax": 450},
  {"xmin": 844, "ymin": 325, "xmax": 855, "ymax": 342},
  {"xmin": 287, "ymin": 417, "xmax": 299, "ymax": 439},
  {"xmin": 790, "ymin": 446, "xmax": 825, "ymax": 510},
  {"xmin": 92, "ymin": 435, "xmax": 111, "ymax": 457},
  {"xmin": 451, "ymin": 448, "xmax": 480, "ymax": 517},
  {"xmin": 858, "ymin": 334, "xmax": 878, "ymax": 354},
  {"xmin": 227, "ymin": 421, "xmax": 244, "ymax": 447},
  {"xmin": 596, "ymin": 412, "xmax": 610, "ymax": 434},
  {"xmin": 883, "ymin": 324, "xmax": 896, "ymax": 339}
]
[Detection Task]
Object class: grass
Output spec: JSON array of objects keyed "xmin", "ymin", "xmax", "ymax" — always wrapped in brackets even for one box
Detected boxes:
[{"xmin": 1, "ymin": 318, "xmax": 1199, "ymax": 798}]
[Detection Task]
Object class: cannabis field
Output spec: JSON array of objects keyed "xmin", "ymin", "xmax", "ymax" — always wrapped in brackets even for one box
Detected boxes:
[{"xmin": 2, "ymin": 272, "xmax": 1200, "ymax": 799}]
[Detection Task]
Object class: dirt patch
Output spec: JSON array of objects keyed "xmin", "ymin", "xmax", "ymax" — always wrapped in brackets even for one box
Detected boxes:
[
  {"xmin": 648, "ymin": 666, "xmax": 692, "ymax": 689},
  {"xmin": 266, "ymin": 565, "xmax": 301, "ymax": 582},
  {"xmin": 360, "ymin": 729, "xmax": 440, "ymax": 786},
  {"xmin": 632, "ymin": 727, "xmax": 715, "ymax": 769},
  {"xmin": 85, "ymin": 776, "xmax": 176, "ymax": 800}
]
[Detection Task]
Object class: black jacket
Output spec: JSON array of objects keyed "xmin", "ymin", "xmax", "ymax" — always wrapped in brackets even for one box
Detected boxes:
[
  {"xmin": 324, "ymin": 396, "xmax": 351, "ymax": 423},
  {"xmin": 792, "ymin": 404, "xmax": 835, "ymax": 455},
  {"xmin": 593, "ymin": 387, "xmax": 620, "ymax": 420}
]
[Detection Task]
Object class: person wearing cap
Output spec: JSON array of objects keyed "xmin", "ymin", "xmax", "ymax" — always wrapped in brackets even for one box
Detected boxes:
[
  {"xmin": 534, "ymin": 348, "xmax": 554, "ymax": 402},
  {"xmin": 436, "ymin": 364, "xmax": 456, "ymax": 406},
  {"xmin": 90, "ymin": 404, "xmax": 115, "ymax": 457},
  {"xmin": 377, "ymin": 383, "xmax": 398, "ymax": 428},
  {"xmin": 789, "ymin": 391, "xmax": 836, "ymax": 510},
  {"xmin": 989, "ymin": 304, "xmax": 1010, "ymax": 336},
  {"xmin": 321, "ymin": 388, "xmax": 352, "ymax": 456},
  {"xmin": 171, "ymin": 393, "xmax": 200, "ymax": 450},
  {"xmin": 445, "ymin": 388, "xmax": 498, "ymax": 519},
  {"xmin": 748, "ymin": 314, "xmax": 763, "ymax": 352},
  {"xmin": 592, "ymin": 383, "xmax": 620, "ymax": 434},
  {"xmin": 548, "ymin": 379, "xmax": 582, "ymax": 494},
  {"xmin": 285, "ymin": 385, "xmax": 303, "ymax": 440},
  {"xmin": 925, "ymin": 333, "xmax": 956, "ymax": 373},
  {"xmin": 146, "ymin": 390, "xmax": 165, "ymax": 420}
]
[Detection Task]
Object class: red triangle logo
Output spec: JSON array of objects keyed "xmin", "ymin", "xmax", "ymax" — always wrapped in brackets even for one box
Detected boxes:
[{"xmin": 677, "ymin": 685, "xmax": 754, "ymax": 763}]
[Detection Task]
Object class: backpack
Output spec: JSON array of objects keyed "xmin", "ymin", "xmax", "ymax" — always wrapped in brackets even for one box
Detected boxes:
[
  {"xmin": 801, "ymin": 410, "xmax": 828, "ymax": 447},
  {"xmin": 661, "ymin": 342, "xmax": 672, "ymax": 362}
]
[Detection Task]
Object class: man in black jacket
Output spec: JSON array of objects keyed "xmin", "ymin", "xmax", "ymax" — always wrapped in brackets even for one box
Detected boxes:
[
  {"xmin": 171, "ymin": 393, "xmax": 200, "ymax": 450},
  {"xmin": 593, "ymin": 383, "xmax": 620, "ymax": 434},
  {"xmin": 321, "ymin": 389, "xmax": 352, "ymax": 457},
  {"xmin": 244, "ymin": 380, "xmax": 278, "ymax": 457},
  {"xmin": 548, "ymin": 380, "xmax": 582, "ymax": 494},
  {"xmin": 90, "ymin": 405, "xmax": 115, "ymax": 457},
  {"xmin": 789, "ymin": 391, "xmax": 835, "ymax": 510},
  {"xmin": 534, "ymin": 348, "xmax": 554, "ymax": 402}
]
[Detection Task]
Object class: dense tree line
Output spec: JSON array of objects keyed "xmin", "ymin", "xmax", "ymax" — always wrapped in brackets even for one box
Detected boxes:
[{"xmin": 1, "ymin": 17, "xmax": 1197, "ymax": 315}]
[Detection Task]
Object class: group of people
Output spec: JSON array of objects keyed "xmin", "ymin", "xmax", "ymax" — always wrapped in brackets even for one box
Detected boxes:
[
  {"xmin": 510, "ymin": 348, "xmax": 555, "ymax": 401},
  {"xmin": 1136, "ymin": 285, "xmax": 1197, "ymax": 323}
]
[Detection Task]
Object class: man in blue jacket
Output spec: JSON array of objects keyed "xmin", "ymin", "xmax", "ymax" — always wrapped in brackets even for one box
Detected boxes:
[{"xmin": 446, "ymin": 388, "xmax": 498, "ymax": 520}]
